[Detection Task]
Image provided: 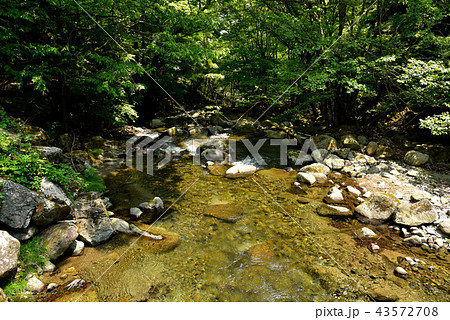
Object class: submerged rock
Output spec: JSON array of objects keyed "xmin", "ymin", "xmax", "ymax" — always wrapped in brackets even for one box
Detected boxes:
[
  {"xmin": 361, "ymin": 227, "xmax": 377, "ymax": 239},
  {"xmin": 204, "ymin": 203, "xmax": 244, "ymax": 222},
  {"xmin": 225, "ymin": 164, "xmax": 257, "ymax": 178},
  {"xmin": 0, "ymin": 230, "xmax": 20, "ymax": 280},
  {"xmin": 355, "ymin": 193, "xmax": 398, "ymax": 222}
]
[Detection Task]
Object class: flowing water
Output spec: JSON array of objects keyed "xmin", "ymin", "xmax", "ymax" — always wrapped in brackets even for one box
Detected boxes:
[{"xmin": 42, "ymin": 137, "xmax": 450, "ymax": 302}]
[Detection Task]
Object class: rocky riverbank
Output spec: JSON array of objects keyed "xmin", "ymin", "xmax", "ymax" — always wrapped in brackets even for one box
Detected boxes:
[{"xmin": 0, "ymin": 110, "xmax": 449, "ymax": 301}]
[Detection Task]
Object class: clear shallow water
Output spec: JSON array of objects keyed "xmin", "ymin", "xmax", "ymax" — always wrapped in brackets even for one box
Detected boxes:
[{"xmin": 46, "ymin": 138, "xmax": 450, "ymax": 302}]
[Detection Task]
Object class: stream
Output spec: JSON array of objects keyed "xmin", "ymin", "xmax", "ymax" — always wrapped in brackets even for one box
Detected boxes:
[{"xmin": 41, "ymin": 135, "xmax": 450, "ymax": 302}]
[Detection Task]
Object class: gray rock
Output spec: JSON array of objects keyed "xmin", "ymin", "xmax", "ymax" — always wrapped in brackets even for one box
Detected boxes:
[
  {"xmin": 324, "ymin": 154, "xmax": 345, "ymax": 170},
  {"xmin": 201, "ymin": 149, "xmax": 226, "ymax": 161},
  {"xmin": 297, "ymin": 172, "xmax": 316, "ymax": 185},
  {"xmin": 299, "ymin": 163, "xmax": 331, "ymax": 175},
  {"xmin": 130, "ymin": 207, "xmax": 143, "ymax": 219},
  {"xmin": 394, "ymin": 199, "xmax": 437, "ymax": 226},
  {"xmin": 357, "ymin": 136, "xmax": 368, "ymax": 146},
  {"xmin": 312, "ymin": 135, "xmax": 338, "ymax": 152},
  {"xmin": 35, "ymin": 146, "xmax": 63, "ymax": 162},
  {"xmin": 366, "ymin": 141, "xmax": 378, "ymax": 156},
  {"xmin": 42, "ymin": 260, "xmax": 56, "ymax": 273},
  {"xmin": 207, "ymin": 125, "xmax": 223, "ymax": 135},
  {"xmin": 26, "ymin": 276, "xmax": 45, "ymax": 293},
  {"xmin": 152, "ymin": 197, "xmax": 164, "ymax": 211},
  {"xmin": 110, "ymin": 218, "xmax": 132, "ymax": 234},
  {"xmin": 404, "ymin": 150, "xmax": 429, "ymax": 166},
  {"xmin": 74, "ymin": 199, "xmax": 115, "ymax": 246},
  {"xmin": 326, "ymin": 205, "xmax": 351, "ymax": 213},
  {"xmin": 0, "ymin": 231, "xmax": 20, "ymax": 280},
  {"xmin": 355, "ymin": 193, "xmax": 398, "ymax": 221},
  {"xmin": 0, "ymin": 180, "xmax": 39, "ymax": 229},
  {"xmin": 438, "ymin": 219, "xmax": 450, "ymax": 236},
  {"xmin": 403, "ymin": 235, "xmax": 426, "ymax": 245},
  {"xmin": 39, "ymin": 222, "xmax": 78, "ymax": 260},
  {"xmin": 341, "ymin": 134, "xmax": 360, "ymax": 150},
  {"xmin": 333, "ymin": 148, "xmax": 351, "ymax": 159},
  {"xmin": 311, "ymin": 149, "xmax": 328, "ymax": 163},
  {"xmin": 32, "ymin": 179, "xmax": 72, "ymax": 227},
  {"xmin": 287, "ymin": 150, "xmax": 313, "ymax": 166},
  {"xmin": 9, "ymin": 225, "xmax": 39, "ymax": 241}
]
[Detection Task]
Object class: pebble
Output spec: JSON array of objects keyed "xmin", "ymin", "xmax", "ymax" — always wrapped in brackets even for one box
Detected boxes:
[
  {"xmin": 361, "ymin": 227, "xmax": 377, "ymax": 239},
  {"xmin": 395, "ymin": 266, "xmax": 408, "ymax": 276},
  {"xmin": 130, "ymin": 207, "xmax": 143, "ymax": 219},
  {"xmin": 401, "ymin": 228, "xmax": 411, "ymax": 238},
  {"xmin": 411, "ymin": 229, "xmax": 426, "ymax": 237},
  {"xmin": 347, "ymin": 185, "xmax": 361, "ymax": 197},
  {"xmin": 369, "ymin": 243, "xmax": 380, "ymax": 253},
  {"xmin": 403, "ymin": 235, "xmax": 426, "ymax": 245},
  {"xmin": 395, "ymin": 191, "xmax": 403, "ymax": 199},
  {"xmin": 363, "ymin": 191, "xmax": 372, "ymax": 198},
  {"xmin": 47, "ymin": 283, "xmax": 58, "ymax": 291}
]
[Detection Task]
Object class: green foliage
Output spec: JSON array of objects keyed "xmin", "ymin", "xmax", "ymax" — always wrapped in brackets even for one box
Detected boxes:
[
  {"xmin": 82, "ymin": 168, "xmax": 106, "ymax": 192},
  {"xmin": 0, "ymin": 114, "xmax": 84, "ymax": 194},
  {"xmin": 90, "ymin": 149, "xmax": 103, "ymax": 159},
  {"xmin": 420, "ymin": 112, "xmax": 450, "ymax": 135},
  {"xmin": 2, "ymin": 237, "xmax": 47, "ymax": 300}
]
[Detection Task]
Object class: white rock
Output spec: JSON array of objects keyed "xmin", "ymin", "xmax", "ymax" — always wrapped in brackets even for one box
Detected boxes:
[
  {"xmin": 403, "ymin": 235, "xmax": 426, "ymax": 245},
  {"xmin": 363, "ymin": 191, "xmax": 372, "ymax": 198},
  {"xmin": 326, "ymin": 205, "xmax": 350, "ymax": 213},
  {"xmin": 328, "ymin": 187, "xmax": 344, "ymax": 201},
  {"xmin": 225, "ymin": 164, "xmax": 257, "ymax": 178},
  {"xmin": 130, "ymin": 207, "xmax": 143, "ymax": 219},
  {"xmin": 71, "ymin": 240, "xmax": 85, "ymax": 256},
  {"xmin": 47, "ymin": 283, "xmax": 58, "ymax": 291},
  {"xmin": 297, "ymin": 172, "xmax": 316, "ymax": 185},
  {"xmin": 361, "ymin": 227, "xmax": 377, "ymax": 239},
  {"xmin": 347, "ymin": 185, "xmax": 361, "ymax": 197},
  {"xmin": 395, "ymin": 192, "xmax": 403, "ymax": 199},
  {"xmin": 395, "ymin": 267, "xmax": 408, "ymax": 276},
  {"xmin": 26, "ymin": 276, "xmax": 45, "ymax": 293},
  {"xmin": 435, "ymin": 238, "xmax": 444, "ymax": 247}
]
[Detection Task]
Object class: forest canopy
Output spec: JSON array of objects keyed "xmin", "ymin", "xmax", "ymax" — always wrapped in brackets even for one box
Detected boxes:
[{"xmin": 0, "ymin": 0, "xmax": 449, "ymax": 135}]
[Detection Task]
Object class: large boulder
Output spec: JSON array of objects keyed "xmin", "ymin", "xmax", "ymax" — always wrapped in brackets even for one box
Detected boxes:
[
  {"xmin": 74, "ymin": 199, "xmax": 115, "ymax": 246},
  {"xmin": 35, "ymin": 146, "xmax": 63, "ymax": 162},
  {"xmin": 355, "ymin": 193, "xmax": 398, "ymax": 222},
  {"xmin": 225, "ymin": 164, "xmax": 257, "ymax": 178},
  {"xmin": 0, "ymin": 180, "xmax": 39, "ymax": 229},
  {"xmin": 299, "ymin": 163, "xmax": 331, "ymax": 176},
  {"xmin": 403, "ymin": 150, "xmax": 429, "ymax": 166},
  {"xmin": 341, "ymin": 134, "xmax": 360, "ymax": 150},
  {"xmin": 312, "ymin": 135, "xmax": 337, "ymax": 152},
  {"xmin": 394, "ymin": 199, "xmax": 437, "ymax": 226},
  {"xmin": 32, "ymin": 179, "xmax": 72, "ymax": 226},
  {"xmin": 39, "ymin": 222, "xmax": 78, "ymax": 260},
  {"xmin": 0, "ymin": 231, "xmax": 20, "ymax": 280}
]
